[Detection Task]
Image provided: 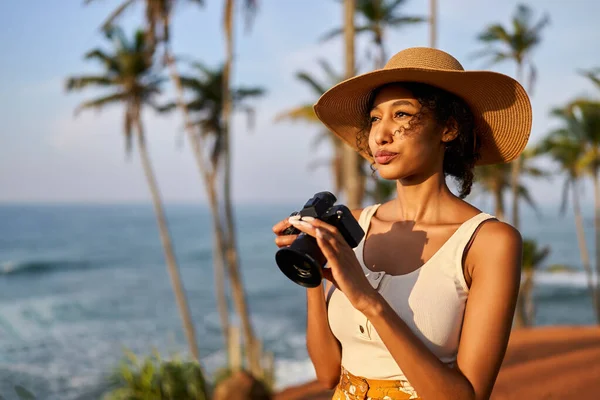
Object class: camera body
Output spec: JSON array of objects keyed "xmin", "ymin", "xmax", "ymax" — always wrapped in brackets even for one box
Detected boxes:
[{"xmin": 276, "ymin": 191, "xmax": 365, "ymax": 287}]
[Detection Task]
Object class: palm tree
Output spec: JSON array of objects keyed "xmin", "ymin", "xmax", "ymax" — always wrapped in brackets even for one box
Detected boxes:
[
  {"xmin": 83, "ymin": 0, "xmax": 204, "ymax": 53},
  {"xmin": 323, "ymin": 0, "xmax": 426, "ymax": 69},
  {"xmin": 339, "ymin": 0, "xmax": 365, "ymax": 210},
  {"xmin": 474, "ymin": 149, "xmax": 545, "ymax": 222},
  {"xmin": 580, "ymin": 68, "xmax": 600, "ymax": 91},
  {"xmin": 429, "ymin": 0, "xmax": 437, "ymax": 48},
  {"xmin": 274, "ymin": 61, "xmax": 346, "ymax": 194},
  {"xmin": 539, "ymin": 108, "xmax": 599, "ymax": 323},
  {"xmin": 222, "ymin": 0, "xmax": 262, "ymax": 376},
  {"xmin": 516, "ymin": 238, "xmax": 550, "ymax": 327},
  {"xmin": 86, "ymin": 0, "xmax": 264, "ymax": 373},
  {"xmin": 65, "ymin": 27, "xmax": 200, "ymax": 361},
  {"xmin": 323, "ymin": 0, "xmax": 424, "ymax": 209},
  {"xmin": 161, "ymin": 60, "xmax": 265, "ymax": 375},
  {"xmin": 474, "ymin": 4, "xmax": 549, "ymax": 231}
]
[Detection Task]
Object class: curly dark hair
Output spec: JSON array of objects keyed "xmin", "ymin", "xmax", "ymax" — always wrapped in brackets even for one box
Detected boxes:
[{"xmin": 356, "ymin": 82, "xmax": 481, "ymax": 199}]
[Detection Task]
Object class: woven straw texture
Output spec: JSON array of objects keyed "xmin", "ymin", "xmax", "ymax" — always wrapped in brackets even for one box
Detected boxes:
[{"xmin": 313, "ymin": 47, "xmax": 532, "ymax": 166}]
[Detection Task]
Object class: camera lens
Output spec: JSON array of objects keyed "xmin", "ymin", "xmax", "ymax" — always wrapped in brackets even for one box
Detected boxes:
[{"xmin": 275, "ymin": 233, "xmax": 327, "ymax": 288}]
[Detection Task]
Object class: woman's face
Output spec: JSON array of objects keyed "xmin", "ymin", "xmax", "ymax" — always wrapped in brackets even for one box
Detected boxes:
[{"xmin": 367, "ymin": 84, "xmax": 452, "ymax": 181}]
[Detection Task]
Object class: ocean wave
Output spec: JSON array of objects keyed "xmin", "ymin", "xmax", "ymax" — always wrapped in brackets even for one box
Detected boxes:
[
  {"xmin": 0, "ymin": 260, "xmax": 93, "ymax": 276},
  {"xmin": 535, "ymin": 271, "xmax": 597, "ymax": 288}
]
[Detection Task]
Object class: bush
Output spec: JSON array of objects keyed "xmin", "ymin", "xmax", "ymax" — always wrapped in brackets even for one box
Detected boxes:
[{"xmin": 103, "ymin": 349, "xmax": 209, "ymax": 400}]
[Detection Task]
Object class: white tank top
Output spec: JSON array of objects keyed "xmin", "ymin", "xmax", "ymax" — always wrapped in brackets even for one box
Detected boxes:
[{"xmin": 327, "ymin": 204, "xmax": 496, "ymax": 386}]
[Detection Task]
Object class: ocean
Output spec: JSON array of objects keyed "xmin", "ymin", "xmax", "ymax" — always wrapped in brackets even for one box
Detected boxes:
[{"xmin": 0, "ymin": 203, "xmax": 597, "ymax": 400}]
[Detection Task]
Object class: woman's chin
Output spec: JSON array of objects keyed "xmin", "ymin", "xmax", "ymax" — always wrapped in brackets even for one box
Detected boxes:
[{"xmin": 376, "ymin": 165, "xmax": 403, "ymax": 181}]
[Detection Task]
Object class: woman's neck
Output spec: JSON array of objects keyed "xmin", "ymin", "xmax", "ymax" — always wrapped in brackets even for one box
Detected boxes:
[{"xmin": 390, "ymin": 172, "xmax": 455, "ymax": 222}]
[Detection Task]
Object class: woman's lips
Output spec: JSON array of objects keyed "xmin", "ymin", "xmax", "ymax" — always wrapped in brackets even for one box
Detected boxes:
[{"xmin": 374, "ymin": 150, "xmax": 398, "ymax": 165}]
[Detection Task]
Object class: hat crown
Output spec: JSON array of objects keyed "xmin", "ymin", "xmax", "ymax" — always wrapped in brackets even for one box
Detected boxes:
[{"xmin": 384, "ymin": 47, "xmax": 464, "ymax": 71}]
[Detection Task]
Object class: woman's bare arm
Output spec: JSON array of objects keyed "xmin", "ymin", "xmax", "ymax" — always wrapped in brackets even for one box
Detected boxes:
[
  {"xmin": 273, "ymin": 216, "xmax": 347, "ymax": 388},
  {"xmin": 306, "ymin": 281, "xmax": 342, "ymax": 388}
]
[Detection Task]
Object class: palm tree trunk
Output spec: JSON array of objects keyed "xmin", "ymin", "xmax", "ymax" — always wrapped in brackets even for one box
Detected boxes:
[
  {"xmin": 523, "ymin": 268, "xmax": 535, "ymax": 325},
  {"xmin": 493, "ymin": 183, "xmax": 505, "ymax": 221},
  {"xmin": 510, "ymin": 155, "xmax": 522, "ymax": 229},
  {"xmin": 572, "ymin": 181, "xmax": 600, "ymax": 323},
  {"xmin": 223, "ymin": 0, "xmax": 260, "ymax": 376},
  {"xmin": 510, "ymin": 62, "xmax": 524, "ymax": 230},
  {"xmin": 514, "ymin": 267, "xmax": 533, "ymax": 328},
  {"xmin": 133, "ymin": 107, "xmax": 200, "ymax": 361},
  {"xmin": 208, "ymin": 171, "xmax": 231, "ymax": 349},
  {"xmin": 594, "ymin": 168, "xmax": 600, "ymax": 323},
  {"xmin": 333, "ymin": 138, "xmax": 345, "ymax": 195},
  {"xmin": 164, "ymin": 50, "xmax": 231, "ymax": 355},
  {"xmin": 343, "ymin": 0, "xmax": 363, "ymax": 210},
  {"xmin": 429, "ymin": 0, "xmax": 437, "ymax": 48}
]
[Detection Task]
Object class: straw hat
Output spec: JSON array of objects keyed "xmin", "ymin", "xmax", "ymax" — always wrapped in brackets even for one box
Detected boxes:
[{"xmin": 313, "ymin": 47, "xmax": 532, "ymax": 165}]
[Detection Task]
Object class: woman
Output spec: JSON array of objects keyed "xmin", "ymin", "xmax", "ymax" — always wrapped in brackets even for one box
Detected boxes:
[{"xmin": 272, "ymin": 47, "xmax": 531, "ymax": 400}]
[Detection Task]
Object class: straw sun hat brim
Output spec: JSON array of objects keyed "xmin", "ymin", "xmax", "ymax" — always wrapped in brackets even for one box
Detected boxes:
[{"xmin": 313, "ymin": 67, "xmax": 532, "ymax": 166}]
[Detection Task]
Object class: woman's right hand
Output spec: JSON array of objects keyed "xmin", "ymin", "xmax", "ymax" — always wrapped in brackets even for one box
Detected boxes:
[{"xmin": 272, "ymin": 216, "xmax": 300, "ymax": 248}]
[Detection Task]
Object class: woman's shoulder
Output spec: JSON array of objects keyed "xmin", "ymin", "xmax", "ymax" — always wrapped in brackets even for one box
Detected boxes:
[
  {"xmin": 350, "ymin": 202, "xmax": 382, "ymax": 221},
  {"xmin": 473, "ymin": 219, "xmax": 522, "ymax": 248}
]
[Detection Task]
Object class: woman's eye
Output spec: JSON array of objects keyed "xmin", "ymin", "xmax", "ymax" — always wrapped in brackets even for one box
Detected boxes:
[
  {"xmin": 370, "ymin": 115, "xmax": 380, "ymax": 123},
  {"xmin": 395, "ymin": 111, "xmax": 410, "ymax": 118}
]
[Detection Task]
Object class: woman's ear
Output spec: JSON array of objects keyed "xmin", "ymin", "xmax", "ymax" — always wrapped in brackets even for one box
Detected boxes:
[{"xmin": 441, "ymin": 117, "xmax": 459, "ymax": 143}]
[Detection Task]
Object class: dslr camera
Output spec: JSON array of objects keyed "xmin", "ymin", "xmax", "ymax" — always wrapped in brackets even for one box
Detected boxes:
[{"xmin": 275, "ymin": 191, "xmax": 365, "ymax": 288}]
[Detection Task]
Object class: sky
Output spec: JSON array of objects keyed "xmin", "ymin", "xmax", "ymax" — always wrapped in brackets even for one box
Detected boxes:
[{"xmin": 1, "ymin": 0, "xmax": 599, "ymax": 206}]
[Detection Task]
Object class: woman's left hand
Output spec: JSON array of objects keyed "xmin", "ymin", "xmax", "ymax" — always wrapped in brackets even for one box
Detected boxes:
[{"xmin": 289, "ymin": 217, "xmax": 379, "ymax": 313}]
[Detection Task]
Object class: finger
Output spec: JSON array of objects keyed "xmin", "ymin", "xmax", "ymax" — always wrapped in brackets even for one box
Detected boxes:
[
  {"xmin": 300, "ymin": 216, "xmax": 339, "ymax": 236},
  {"xmin": 274, "ymin": 235, "xmax": 298, "ymax": 248},
  {"xmin": 316, "ymin": 228, "xmax": 338, "ymax": 258},
  {"xmin": 272, "ymin": 215, "xmax": 301, "ymax": 234},
  {"xmin": 288, "ymin": 219, "xmax": 318, "ymax": 238},
  {"xmin": 272, "ymin": 219, "xmax": 290, "ymax": 234}
]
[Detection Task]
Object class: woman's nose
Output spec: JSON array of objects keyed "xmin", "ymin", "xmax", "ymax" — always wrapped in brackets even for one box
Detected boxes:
[{"xmin": 372, "ymin": 118, "xmax": 396, "ymax": 146}]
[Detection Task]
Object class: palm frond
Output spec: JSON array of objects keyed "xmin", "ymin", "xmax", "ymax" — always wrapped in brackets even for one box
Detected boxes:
[
  {"xmin": 522, "ymin": 238, "xmax": 550, "ymax": 271},
  {"xmin": 65, "ymin": 75, "xmax": 116, "ymax": 91},
  {"xmin": 559, "ymin": 177, "xmax": 572, "ymax": 216},
  {"xmin": 477, "ymin": 24, "xmax": 511, "ymax": 43},
  {"xmin": 579, "ymin": 68, "xmax": 600, "ymax": 90},
  {"xmin": 273, "ymin": 105, "xmax": 318, "ymax": 123},
  {"xmin": 318, "ymin": 27, "xmax": 344, "ymax": 42},
  {"xmin": 469, "ymin": 47, "xmax": 511, "ymax": 67},
  {"xmin": 74, "ymin": 92, "xmax": 128, "ymax": 115},
  {"xmin": 233, "ymin": 87, "xmax": 265, "ymax": 101},
  {"xmin": 528, "ymin": 62, "xmax": 537, "ymax": 94},
  {"xmin": 387, "ymin": 16, "xmax": 426, "ymax": 26},
  {"xmin": 518, "ymin": 185, "xmax": 540, "ymax": 216},
  {"xmin": 317, "ymin": 59, "xmax": 342, "ymax": 84},
  {"xmin": 84, "ymin": 49, "xmax": 119, "ymax": 71},
  {"xmin": 296, "ymin": 72, "xmax": 327, "ymax": 95},
  {"xmin": 97, "ymin": 0, "xmax": 137, "ymax": 32}
]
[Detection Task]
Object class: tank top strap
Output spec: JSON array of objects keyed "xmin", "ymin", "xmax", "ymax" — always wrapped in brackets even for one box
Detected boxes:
[
  {"xmin": 443, "ymin": 212, "xmax": 497, "ymax": 291},
  {"xmin": 358, "ymin": 204, "xmax": 382, "ymax": 232}
]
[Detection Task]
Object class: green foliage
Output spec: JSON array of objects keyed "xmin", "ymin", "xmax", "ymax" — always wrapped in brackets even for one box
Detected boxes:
[
  {"xmin": 473, "ymin": 3, "xmax": 549, "ymax": 93},
  {"xmin": 321, "ymin": 0, "xmax": 425, "ymax": 66},
  {"xmin": 546, "ymin": 264, "xmax": 579, "ymax": 273},
  {"xmin": 14, "ymin": 386, "xmax": 36, "ymax": 400},
  {"xmin": 159, "ymin": 61, "xmax": 265, "ymax": 168},
  {"xmin": 65, "ymin": 25, "xmax": 166, "ymax": 155},
  {"xmin": 103, "ymin": 349, "xmax": 209, "ymax": 400},
  {"xmin": 522, "ymin": 238, "xmax": 550, "ymax": 272}
]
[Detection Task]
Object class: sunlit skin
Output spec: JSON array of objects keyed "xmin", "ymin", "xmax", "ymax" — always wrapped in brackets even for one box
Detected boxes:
[{"xmin": 272, "ymin": 84, "xmax": 522, "ymax": 400}]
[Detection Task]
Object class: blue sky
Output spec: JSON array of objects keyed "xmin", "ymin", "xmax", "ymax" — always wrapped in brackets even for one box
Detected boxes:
[{"xmin": 1, "ymin": 0, "xmax": 599, "ymax": 206}]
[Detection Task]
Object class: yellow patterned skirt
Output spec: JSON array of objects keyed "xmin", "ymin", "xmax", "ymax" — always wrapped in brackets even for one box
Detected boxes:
[{"xmin": 332, "ymin": 367, "xmax": 420, "ymax": 400}]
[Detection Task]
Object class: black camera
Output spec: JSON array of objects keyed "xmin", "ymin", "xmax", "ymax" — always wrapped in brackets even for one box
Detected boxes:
[{"xmin": 275, "ymin": 191, "xmax": 365, "ymax": 288}]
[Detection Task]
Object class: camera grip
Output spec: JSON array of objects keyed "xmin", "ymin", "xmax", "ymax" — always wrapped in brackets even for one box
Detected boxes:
[{"xmin": 281, "ymin": 211, "xmax": 301, "ymax": 235}]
